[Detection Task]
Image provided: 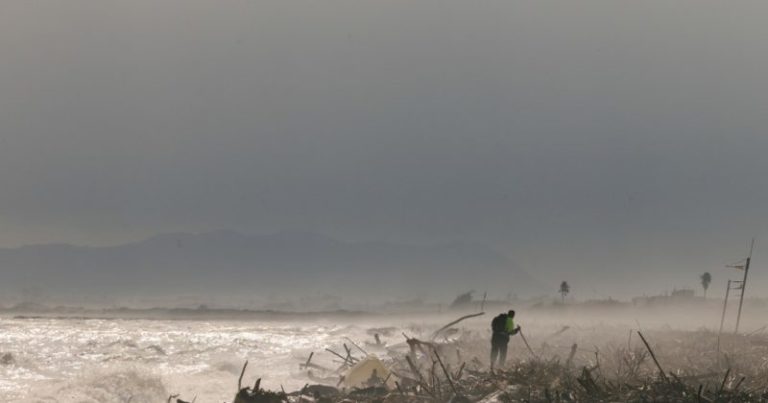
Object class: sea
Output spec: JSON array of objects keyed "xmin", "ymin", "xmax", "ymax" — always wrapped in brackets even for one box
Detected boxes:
[{"xmin": 0, "ymin": 316, "xmax": 395, "ymax": 402}]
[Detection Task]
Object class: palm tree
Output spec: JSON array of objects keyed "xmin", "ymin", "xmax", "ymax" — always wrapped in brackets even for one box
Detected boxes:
[
  {"xmin": 559, "ymin": 281, "xmax": 570, "ymax": 303},
  {"xmin": 700, "ymin": 272, "xmax": 712, "ymax": 298}
]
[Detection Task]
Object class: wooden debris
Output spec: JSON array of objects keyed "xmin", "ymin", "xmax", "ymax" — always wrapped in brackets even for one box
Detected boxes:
[
  {"xmin": 176, "ymin": 326, "xmax": 768, "ymax": 402},
  {"xmin": 430, "ymin": 312, "xmax": 484, "ymax": 341}
]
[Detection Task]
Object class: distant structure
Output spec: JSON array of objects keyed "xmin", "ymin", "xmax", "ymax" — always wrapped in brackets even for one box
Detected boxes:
[
  {"xmin": 632, "ymin": 288, "xmax": 697, "ymax": 306},
  {"xmin": 449, "ymin": 291, "xmax": 474, "ymax": 309},
  {"xmin": 670, "ymin": 288, "xmax": 695, "ymax": 298}
]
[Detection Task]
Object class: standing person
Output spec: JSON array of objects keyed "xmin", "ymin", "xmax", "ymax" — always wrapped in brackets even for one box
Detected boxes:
[{"xmin": 490, "ymin": 310, "xmax": 521, "ymax": 370}]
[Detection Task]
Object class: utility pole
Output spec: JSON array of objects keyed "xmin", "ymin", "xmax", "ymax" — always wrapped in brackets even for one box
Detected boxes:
[
  {"xmin": 716, "ymin": 279, "xmax": 732, "ymax": 356},
  {"xmin": 733, "ymin": 239, "xmax": 755, "ymax": 335}
]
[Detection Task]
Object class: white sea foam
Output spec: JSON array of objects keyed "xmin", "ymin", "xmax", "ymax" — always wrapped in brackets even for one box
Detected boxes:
[{"xmin": 0, "ymin": 317, "xmax": 378, "ymax": 402}]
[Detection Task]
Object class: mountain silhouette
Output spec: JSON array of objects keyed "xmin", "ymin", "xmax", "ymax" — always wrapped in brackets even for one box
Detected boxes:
[{"xmin": 0, "ymin": 230, "xmax": 536, "ymax": 303}]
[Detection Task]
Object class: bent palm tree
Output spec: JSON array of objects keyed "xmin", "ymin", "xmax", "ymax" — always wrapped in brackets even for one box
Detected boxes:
[
  {"xmin": 559, "ymin": 281, "xmax": 570, "ymax": 303},
  {"xmin": 700, "ymin": 272, "xmax": 712, "ymax": 298}
]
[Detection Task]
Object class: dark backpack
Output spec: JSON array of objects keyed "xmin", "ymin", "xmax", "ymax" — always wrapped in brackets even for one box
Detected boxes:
[{"xmin": 491, "ymin": 314, "xmax": 507, "ymax": 333}]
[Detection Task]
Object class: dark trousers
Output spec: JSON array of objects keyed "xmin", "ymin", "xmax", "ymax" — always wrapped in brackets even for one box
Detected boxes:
[{"xmin": 490, "ymin": 333, "xmax": 509, "ymax": 369}]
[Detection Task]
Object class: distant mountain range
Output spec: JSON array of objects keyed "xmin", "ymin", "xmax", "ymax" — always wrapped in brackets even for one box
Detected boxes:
[{"xmin": 0, "ymin": 230, "xmax": 536, "ymax": 303}]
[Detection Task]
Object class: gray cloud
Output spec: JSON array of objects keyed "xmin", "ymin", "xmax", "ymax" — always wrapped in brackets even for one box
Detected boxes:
[{"xmin": 1, "ymin": 1, "xmax": 767, "ymax": 297}]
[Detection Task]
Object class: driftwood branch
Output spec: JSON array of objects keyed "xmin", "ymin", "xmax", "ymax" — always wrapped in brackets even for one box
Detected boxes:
[
  {"xmin": 238, "ymin": 361, "xmax": 248, "ymax": 390},
  {"xmin": 432, "ymin": 346, "xmax": 457, "ymax": 395},
  {"xmin": 637, "ymin": 331, "xmax": 669, "ymax": 383},
  {"xmin": 430, "ymin": 312, "xmax": 485, "ymax": 340},
  {"xmin": 344, "ymin": 337, "xmax": 369, "ymax": 356}
]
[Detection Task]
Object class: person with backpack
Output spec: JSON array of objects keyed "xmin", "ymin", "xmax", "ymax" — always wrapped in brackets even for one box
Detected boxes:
[{"xmin": 490, "ymin": 310, "xmax": 521, "ymax": 370}]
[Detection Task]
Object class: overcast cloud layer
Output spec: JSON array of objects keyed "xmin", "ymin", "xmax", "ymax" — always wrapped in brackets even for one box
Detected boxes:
[{"xmin": 1, "ymin": 1, "xmax": 768, "ymax": 297}]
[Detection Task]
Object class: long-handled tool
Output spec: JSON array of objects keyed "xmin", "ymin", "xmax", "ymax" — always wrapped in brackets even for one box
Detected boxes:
[{"xmin": 518, "ymin": 329, "xmax": 539, "ymax": 360}]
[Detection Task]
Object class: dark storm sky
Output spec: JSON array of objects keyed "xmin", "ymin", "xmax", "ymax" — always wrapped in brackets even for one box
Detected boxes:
[{"xmin": 1, "ymin": 1, "xmax": 767, "ymax": 295}]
